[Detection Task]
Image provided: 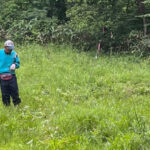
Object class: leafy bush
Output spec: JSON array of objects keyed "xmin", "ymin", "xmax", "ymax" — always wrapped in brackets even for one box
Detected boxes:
[
  {"xmin": 126, "ymin": 31, "xmax": 150, "ymax": 57},
  {"xmin": 6, "ymin": 18, "xmax": 58, "ymax": 44}
]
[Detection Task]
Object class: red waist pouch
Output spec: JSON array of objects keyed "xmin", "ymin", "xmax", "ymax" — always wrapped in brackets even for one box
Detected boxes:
[{"xmin": 0, "ymin": 74, "xmax": 13, "ymax": 80}]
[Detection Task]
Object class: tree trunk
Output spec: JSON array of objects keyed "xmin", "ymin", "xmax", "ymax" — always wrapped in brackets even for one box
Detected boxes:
[
  {"xmin": 143, "ymin": 17, "xmax": 147, "ymax": 36},
  {"xmin": 137, "ymin": 0, "xmax": 147, "ymax": 36}
]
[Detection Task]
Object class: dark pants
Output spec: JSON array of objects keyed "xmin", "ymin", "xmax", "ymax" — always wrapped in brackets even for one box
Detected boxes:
[{"xmin": 0, "ymin": 75, "xmax": 21, "ymax": 106}]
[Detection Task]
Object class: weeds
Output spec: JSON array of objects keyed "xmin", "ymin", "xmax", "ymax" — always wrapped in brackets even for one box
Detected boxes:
[{"xmin": 0, "ymin": 44, "xmax": 150, "ymax": 149}]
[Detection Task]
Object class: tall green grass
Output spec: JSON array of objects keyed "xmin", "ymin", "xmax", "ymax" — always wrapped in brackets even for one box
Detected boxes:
[{"xmin": 0, "ymin": 44, "xmax": 150, "ymax": 149}]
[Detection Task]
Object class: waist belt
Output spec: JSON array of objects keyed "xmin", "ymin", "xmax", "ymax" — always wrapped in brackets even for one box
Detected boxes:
[{"xmin": 0, "ymin": 74, "xmax": 13, "ymax": 80}]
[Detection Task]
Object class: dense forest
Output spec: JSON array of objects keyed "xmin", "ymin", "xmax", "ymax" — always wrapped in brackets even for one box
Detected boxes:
[{"xmin": 0, "ymin": 0, "xmax": 150, "ymax": 53}]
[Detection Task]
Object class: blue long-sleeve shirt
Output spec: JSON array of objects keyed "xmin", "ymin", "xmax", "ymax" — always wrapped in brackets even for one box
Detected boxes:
[{"xmin": 0, "ymin": 49, "xmax": 20, "ymax": 74}]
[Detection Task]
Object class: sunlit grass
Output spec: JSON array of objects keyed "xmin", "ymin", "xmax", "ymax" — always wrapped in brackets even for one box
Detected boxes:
[{"xmin": 0, "ymin": 44, "xmax": 150, "ymax": 149}]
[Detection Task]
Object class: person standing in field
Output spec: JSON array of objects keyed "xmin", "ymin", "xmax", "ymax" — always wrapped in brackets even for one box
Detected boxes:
[{"xmin": 0, "ymin": 40, "xmax": 21, "ymax": 106}]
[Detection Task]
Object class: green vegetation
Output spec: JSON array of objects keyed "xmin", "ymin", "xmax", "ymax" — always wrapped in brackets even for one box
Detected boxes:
[
  {"xmin": 0, "ymin": 44, "xmax": 150, "ymax": 149},
  {"xmin": 0, "ymin": 0, "xmax": 150, "ymax": 52},
  {"xmin": 0, "ymin": 0, "xmax": 150, "ymax": 149}
]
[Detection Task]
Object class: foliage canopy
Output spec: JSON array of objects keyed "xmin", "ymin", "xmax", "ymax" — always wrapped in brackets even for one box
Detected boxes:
[{"xmin": 0, "ymin": 0, "xmax": 150, "ymax": 53}]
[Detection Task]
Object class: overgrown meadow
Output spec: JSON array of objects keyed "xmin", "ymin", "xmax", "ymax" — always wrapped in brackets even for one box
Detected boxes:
[{"xmin": 0, "ymin": 44, "xmax": 150, "ymax": 150}]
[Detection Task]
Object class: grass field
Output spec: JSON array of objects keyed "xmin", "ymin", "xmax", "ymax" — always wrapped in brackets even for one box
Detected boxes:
[{"xmin": 0, "ymin": 44, "xmax": 150, "ymax": 149}]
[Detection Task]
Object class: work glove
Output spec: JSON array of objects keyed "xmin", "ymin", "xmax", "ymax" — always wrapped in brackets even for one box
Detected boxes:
[{"xmin": 10, "ymin": 64, "xmax": 16, "ymax": 70}]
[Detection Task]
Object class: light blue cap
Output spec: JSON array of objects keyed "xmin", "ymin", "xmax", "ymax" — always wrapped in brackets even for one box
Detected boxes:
[{"xmin": 4, "ymin": 40, "xmax": 15, "ymax": 50}]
